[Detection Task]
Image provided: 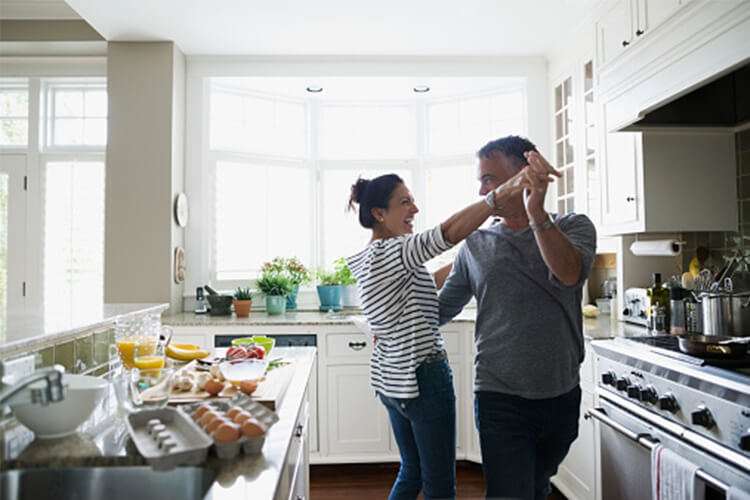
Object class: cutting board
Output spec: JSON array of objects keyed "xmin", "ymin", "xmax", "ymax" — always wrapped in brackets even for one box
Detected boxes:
[{"xmin": 167, "ymin": 359, "xmax": 295, "ymax": 410}]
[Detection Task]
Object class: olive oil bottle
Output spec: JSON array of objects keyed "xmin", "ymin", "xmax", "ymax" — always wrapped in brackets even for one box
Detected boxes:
[{"xmin": 646, "ymin": 272, "xmax": 670, "ymax": 332}]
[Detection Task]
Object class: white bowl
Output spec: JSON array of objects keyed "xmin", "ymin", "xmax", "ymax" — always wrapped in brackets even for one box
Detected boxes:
[
  {"xmin": 220, "ymin": 359, "xmax": 268, "ymax": 386},
  {"xmin": 11, "ymin": 374, "xmax": 109, "ymax": 439}
]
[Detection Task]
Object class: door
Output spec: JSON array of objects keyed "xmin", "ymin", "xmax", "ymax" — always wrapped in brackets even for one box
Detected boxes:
[
  {"xmin": 637, "ymin": 0, "xmax": 682, "ymax": 35},
  {"xmin": 597, "ymin": 0, "xmax": 635, "ymax": 66},
  {"xmin": 601, "ymin": 128, "xmax": 640, "ymax": 229},
  {"xmin": 0, "ymin": 154, "xmax": 27, "ymax": 322}
]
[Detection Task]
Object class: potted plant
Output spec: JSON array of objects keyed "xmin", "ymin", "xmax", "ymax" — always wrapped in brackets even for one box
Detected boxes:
[
  {"xmin": 232, "ymin": 286, "xmax": 253, "ymax": 318},
  {"xmin": 334, "ymin": 258, "xmax": 359, "ymax": 308},
  {"xmin": 256, "ymin": 271, "xmax": 294, "ymax": 315},
  {"xmin": 316, "ymin": 268, "xmax": 342, "ymax": 312},
  {"xmin": 261, "ymin": 257, "xmax": 311, "ymax": 310}
]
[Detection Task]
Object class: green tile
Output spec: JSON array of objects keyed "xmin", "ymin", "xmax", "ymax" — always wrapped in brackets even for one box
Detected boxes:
[
  {"xmin": 727, "ymin": 232, "xmax": 742, "ymax": 249},
  {"xmin": 75, "ymin": 336, "xmax": 94, "ymax": 373},
  {"xmin": 740, "ymin": 129, "xmax": 750, "ymax": 152},
  {"xmin": 709, "ymin": 231, "xmax": 726, "ymax": 249},
  {"xmin": 742, "ymin": 150, "xmax": 750, "ymax": 176},
  {"xmin": 93, "ymin": 330, "xmax": 113, "ymax": 365},
  {"xmin": 53, "ymin": 341, "xmax": 75, "ymax": 372},
  {"xmin": 35, "ymin": 347, "xmax": 54, "ymax": 369},
  {"xmin": 684, "ymin": 232, "xmax": 696, "ymax": 249},
  {"xmin": 695, "ymin": 232, "xmax": 710, "ymax": 248},
  {"xmin": 743, "ymin": 200, "xmax": 750, "ymax": 224}
]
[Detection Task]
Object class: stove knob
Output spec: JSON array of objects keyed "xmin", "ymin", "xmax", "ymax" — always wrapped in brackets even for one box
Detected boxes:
[
  {"xmin": 638, "ymin": 311, "xmax": 646, "ymax": 318},
  {"xmin": 658, "ymin": 393, "xmax": 679, "ymax": 413},
  {"xmin": 601, "ymin": 371, "xmax": 616, "ymax": 386},
  {"xmin": 640, "ymin": 385, "xmax": 658, "ymax": 404},
  {"xmin": 616, "ymin": 377, "xmax": 630, "ymax": 391},
  {"xmin": 691, "ymin": 406, "xmax": 714, "ymax": 429},
  {"xmin": 740, "ymin": 430, "xmax": 750, "ymax": 451},
  {"xmin": 627, "ymin": 384, "xmax": 642, "ymax": 400},
  {"xmin": 622, "ymin": 307, "xmax": 631, "ymax": 317}
]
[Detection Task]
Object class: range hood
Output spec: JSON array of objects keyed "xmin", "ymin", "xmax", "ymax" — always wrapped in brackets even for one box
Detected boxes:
[{"xmin": 628, "ymin": 61, "xmax": 750, "ymax": 129}]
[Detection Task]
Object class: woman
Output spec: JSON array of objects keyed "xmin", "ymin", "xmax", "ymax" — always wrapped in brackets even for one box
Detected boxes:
[{"xmin": 346, "ymin": 152, "xmax": 558, "ymax": 500}]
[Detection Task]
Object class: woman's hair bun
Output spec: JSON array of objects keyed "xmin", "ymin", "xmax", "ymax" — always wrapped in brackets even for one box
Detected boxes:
[{"xmin": 349, "ymin": 177, "xmax": 370, "ymax": 206}]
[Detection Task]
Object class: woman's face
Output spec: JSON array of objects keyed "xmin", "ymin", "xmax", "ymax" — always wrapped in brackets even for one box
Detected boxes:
[{"xmin": 373, "ymin": 183, "xmax": 419, "ymax": 237}]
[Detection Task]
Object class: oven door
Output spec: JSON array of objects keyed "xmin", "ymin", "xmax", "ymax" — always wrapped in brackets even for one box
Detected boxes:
[{"xmin": 589, "ymin": 395, "xmax": 750, "ymax": 500}]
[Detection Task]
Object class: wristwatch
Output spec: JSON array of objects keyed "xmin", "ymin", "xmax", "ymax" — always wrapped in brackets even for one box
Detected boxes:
[
  {"xmin": 529, "ymin": 216, "xmax": 554, "ymax": 232},
  {"xmin": 484, "ymin": 190, "xmax": 503, "ymax": 211}
]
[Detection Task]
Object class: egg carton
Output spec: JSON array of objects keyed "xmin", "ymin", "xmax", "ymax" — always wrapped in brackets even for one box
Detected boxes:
[
  {"xmin": 126, "ymin": 407, "xmax": 213, "ymax": 470},
  {"xmin": 178, "ymin": 393, "xmax": 280, "ymax": 459}
]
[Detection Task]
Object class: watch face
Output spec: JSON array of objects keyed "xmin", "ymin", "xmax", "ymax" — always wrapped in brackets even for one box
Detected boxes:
[{"xmin": 174, "ymin": 193, "xmax": 188, "ymax": 227}]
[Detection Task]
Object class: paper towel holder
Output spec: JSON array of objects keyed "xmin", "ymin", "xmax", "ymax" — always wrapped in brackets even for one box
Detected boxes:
[{"xmin": 629, "ymin": 239, "xmax": 686, "ymax": 257}]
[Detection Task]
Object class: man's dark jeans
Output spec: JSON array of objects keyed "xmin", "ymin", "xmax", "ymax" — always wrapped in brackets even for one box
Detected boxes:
[{"xmin": 475, "ymin": 385, "xmax": 581, "ymax": 500}]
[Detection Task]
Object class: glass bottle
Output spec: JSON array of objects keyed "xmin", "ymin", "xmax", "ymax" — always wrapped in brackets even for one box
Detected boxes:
[
  {"xmin": 195, "ymin": 287, "xmax": 208, "ymax": 314},
  {"xmin": 646, "ymin": 273, "xmax": 670, "ymax": 332}
]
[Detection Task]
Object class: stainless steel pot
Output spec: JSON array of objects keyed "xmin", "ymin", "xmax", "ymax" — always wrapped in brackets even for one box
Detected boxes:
[{"xmin": 700, "ymin": 291, "xmax": 750, "ymax": 336}]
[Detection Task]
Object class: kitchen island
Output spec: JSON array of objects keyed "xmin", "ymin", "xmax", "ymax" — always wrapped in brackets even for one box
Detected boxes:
[{"xmin": 2, "ymin": 346, "xmax": 316, "ymax": 500}]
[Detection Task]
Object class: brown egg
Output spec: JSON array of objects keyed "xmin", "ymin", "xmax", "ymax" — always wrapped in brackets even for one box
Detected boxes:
[
  {"xmin": 239, "ymin": 379, "xmax": 258, "ymax": 395},
  {"xmin": 233, "ymin": 411, "xmax": 252, "ymax": 424},
  {"xmin": 200, "ymin": 410, "xmax": 221, "ymax": 427},
  {"xmin": 226, "ymin": 407, "xmax": 242, "ymax": 419},
  {"xmin": 204, "ymin": 379, "xmax": 225, "ymax": 396},
  {"xmin": 206, "ymin": 416, "xmax": 227, "ymax": 433},
  {"xmin": 214, "ymin": 422, "xmax": 241, "ymax": 443},
  {"xmin": 193, "ymin": 404, "xmax": 212, "ymax": 421},
  {"xmin": 241, "ymin": 418, "xmax": 265, "ymax": 438}
]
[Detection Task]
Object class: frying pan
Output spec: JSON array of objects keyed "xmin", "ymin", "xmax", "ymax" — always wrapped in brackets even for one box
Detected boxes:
[{"xmin": 678, "ymin": 334, "xmax": 750, "ymax": 358}]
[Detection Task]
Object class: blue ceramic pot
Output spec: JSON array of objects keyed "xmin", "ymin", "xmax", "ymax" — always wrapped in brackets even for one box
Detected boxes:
[
  {"xmin": 317, "ymin": 285, "xmax": 342, "ymax": 311},
  {"xmin": 286, "ymin": 284, "xmax": 300, "ymax": 310},
  {"xmin": 265, "ymin": 295, "xmax": 286, "ymax": 315}
]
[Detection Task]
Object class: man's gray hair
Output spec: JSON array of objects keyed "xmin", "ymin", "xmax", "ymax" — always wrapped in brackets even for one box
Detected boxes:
[{"xmin": 477, "ymin": 135, "xmax": 539, "ymax": 170}]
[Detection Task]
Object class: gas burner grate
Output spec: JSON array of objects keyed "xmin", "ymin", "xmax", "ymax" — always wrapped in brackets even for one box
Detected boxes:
[{"xmin": 624, "ymin": 336, "xmax": 750, "ymax": 369}]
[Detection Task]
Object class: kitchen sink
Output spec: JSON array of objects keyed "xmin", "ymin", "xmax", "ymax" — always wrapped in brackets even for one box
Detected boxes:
[{"xmin": 1, "ymin": 466, "xmax": 217, "ymax": 500}]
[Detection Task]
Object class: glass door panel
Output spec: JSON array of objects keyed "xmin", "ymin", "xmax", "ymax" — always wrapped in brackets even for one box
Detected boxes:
[{"xmin": 0, "ymin": 155, "xmax": 27, "ymax": 338}]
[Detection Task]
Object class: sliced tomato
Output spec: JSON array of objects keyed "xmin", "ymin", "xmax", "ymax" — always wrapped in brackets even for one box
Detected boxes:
[
  {"xmin": 247, "ymin": 345, "xmax": 265, "ymax": 360},
  {"xmin": 226, "ymin": 346, "xmax": 249, "ymax": 360}
]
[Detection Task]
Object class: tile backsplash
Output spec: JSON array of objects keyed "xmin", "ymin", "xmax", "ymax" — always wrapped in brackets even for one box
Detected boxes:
[{"xmin": 681, "ymin": 128, "xmax": 750, "ymax": 284}]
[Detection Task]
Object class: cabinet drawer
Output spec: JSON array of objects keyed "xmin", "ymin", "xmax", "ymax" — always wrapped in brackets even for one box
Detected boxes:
[{"xmin": 326, "ymin": 333, "xmax": 373, "ymax": 359}]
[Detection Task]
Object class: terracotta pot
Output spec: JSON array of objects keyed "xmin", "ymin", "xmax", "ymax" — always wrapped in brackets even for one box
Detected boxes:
[{"xmin": 232, "ymin": 299, "xmax": 252, "ymax": 318}]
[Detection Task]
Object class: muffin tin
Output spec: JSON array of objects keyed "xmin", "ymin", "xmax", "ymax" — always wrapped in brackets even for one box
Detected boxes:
[
  {"xmin": 179, "ymin": 393, "xmax": 279, "ymax": 459},
  {"xmin": 126, "ymin": 407, "xmax": 213, "ymax": 470}
]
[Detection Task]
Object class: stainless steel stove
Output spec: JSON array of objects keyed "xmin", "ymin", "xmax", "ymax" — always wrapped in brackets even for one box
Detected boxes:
[{"xmin": 589, "ymin": 336, "xmax": 750, "ymax": 499}]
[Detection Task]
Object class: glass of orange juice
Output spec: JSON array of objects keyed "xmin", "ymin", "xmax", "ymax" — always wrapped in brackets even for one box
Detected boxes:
[{"xmin": 133, "ymin": 339, "xmax": 166, "ymax": 371}]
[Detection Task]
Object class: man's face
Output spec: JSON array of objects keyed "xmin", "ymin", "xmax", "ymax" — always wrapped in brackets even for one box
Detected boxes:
[{"xmin": 477, "ymin": 153, "xmax": 520, "ymax": 196}]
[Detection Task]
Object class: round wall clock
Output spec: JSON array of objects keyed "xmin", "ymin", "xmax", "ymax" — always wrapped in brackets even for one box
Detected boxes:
[{"xmin": 174, "ymin": 192, "xmax": 189, "ymax": 227}]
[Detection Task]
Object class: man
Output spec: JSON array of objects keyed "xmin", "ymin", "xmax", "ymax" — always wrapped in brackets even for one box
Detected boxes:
[{"xmin": 438, "ymin": 135, "xmax": 596, "ymax": 500}]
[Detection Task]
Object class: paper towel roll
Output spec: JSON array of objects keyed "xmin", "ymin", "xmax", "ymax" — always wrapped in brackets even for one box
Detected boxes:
[{"xmin": 629, "ymin": 240, "xmax": 682, "ymax": 256}]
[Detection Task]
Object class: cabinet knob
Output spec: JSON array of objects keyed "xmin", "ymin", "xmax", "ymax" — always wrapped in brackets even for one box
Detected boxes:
[
  {"xmin": 635, "ymin": 29, "xmax": 644, "ymax": 36},
  {"xmin": 348, "ymin": 341, "xmax": 366, "ymax": 351},
  {"xmin": 626, "ymin": 196, "xmax": 635, "ymax": 202},
  {"xmin": 295, "ymin": 424, "xmax": 304, "ymax": 437},
  {"xmin": 622, "ymin": 40, "xmax": 630, "ymax": 47}
]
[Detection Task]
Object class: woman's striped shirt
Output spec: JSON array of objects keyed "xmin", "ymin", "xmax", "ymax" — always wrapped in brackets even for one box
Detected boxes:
[{"xmin": 346, "ymin": 225, "xmax": 453, "ymax": 399}]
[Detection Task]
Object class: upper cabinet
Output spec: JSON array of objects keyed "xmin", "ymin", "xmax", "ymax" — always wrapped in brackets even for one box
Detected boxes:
[{"xmin": 597, "ymin": 0, "xmax": 684, "ymax": 68}]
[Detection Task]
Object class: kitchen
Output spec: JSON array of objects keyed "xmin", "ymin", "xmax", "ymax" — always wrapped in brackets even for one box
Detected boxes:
[{"xmin": 1, "ymin": 0, "xmax": 749, "ymax": 499}]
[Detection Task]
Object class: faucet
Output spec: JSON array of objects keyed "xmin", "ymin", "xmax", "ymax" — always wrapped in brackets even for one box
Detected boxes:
[{"xmin": 0, "ymin": 365, "xmax": 66, "ymax": 409}]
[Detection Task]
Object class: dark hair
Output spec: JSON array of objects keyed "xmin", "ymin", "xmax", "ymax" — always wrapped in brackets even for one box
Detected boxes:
[
  {"xmin": 477, "ymin": 135, "xmax": 538, "ymax": 171},
  {"xmin": 347, "ymin": 174, "xmax": 404, "ymax": 229}
]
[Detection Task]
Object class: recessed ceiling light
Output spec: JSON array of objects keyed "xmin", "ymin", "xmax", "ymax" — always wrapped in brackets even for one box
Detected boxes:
[
  {"xmin": 306, "ymin": 86, "xmax": 323, "ymax": 93},
  {"xmin": 413, "ymin": 86, "xmax": 430, "ymax": 93}
]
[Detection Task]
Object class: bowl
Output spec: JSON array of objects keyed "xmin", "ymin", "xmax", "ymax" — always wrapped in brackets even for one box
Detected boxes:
[
  {"xmin": 11, "ymin": 374, "xmax": 109, "ymax": 439},
  {"xmin": 219, "ymin": 359, "xmax": 269, "ymax": 386},
  {"xmin": 231, "ymin": 336, "xmax": 275, "ymax": 356}
]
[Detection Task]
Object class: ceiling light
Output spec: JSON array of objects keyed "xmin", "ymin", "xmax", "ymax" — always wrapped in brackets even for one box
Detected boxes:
[
  {"xmin": 306, "ymin": 86, "xmax": 323, "ymax": 93},
  {"xmin": 413, "ymin": 86, "xmax": 430, "ymax": 93}
]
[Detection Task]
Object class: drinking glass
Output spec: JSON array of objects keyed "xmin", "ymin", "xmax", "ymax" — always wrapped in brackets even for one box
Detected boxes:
[
  {"xmin": 114, "ymin": 367, "xmax": 175, "ymax": 412},
  {"xmin": 133, "ymin": 339, "xmax": 166, "ymax": 371}
]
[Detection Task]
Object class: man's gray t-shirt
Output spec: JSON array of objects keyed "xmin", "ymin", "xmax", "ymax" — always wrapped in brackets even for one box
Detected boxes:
[{"xmin": 439, "ymin": 213, "xmax": 596, "ymax": 400}]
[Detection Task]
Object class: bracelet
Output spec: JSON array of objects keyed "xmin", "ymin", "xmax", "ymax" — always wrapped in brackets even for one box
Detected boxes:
[{"xmin": 529, "ymin": 216, "xmax": 554, "ymax": 233}]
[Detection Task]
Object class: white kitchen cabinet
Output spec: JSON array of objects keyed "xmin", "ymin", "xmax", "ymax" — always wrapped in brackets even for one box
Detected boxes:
[
  {"xmin": 596, "ymin": 0, "xmax": 683, "ymax": 67},
  {"xmin": 598, "ymin": 127, "xmax": 737, "ymax": 235}
]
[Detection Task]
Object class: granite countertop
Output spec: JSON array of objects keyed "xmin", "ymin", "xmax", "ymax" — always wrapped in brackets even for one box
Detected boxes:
[
  {"xmin": 0, "ymin": 303, "xmax": 170, "ymax": 359},
  {"xmin": 164, "ymin": 308, "xmax": 478, "ymax": 326},
  {"xmin": 4, "ymin": 346, "xmax": 317, "ymax": 500}
]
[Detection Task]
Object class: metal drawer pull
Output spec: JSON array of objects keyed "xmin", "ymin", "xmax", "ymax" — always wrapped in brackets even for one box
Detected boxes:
[
  {"xmin": 348, "ymin": 341, "xmax": 366, "ymax": 351},
  {"xmin": 585, "ymin": 408, "xmax": 730, "ymax": 493}
]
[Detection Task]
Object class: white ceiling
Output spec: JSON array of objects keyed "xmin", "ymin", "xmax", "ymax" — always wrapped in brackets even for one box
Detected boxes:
[{"xmin": 50, "ymin": 0, "xmax": 601, "ymax": 57}]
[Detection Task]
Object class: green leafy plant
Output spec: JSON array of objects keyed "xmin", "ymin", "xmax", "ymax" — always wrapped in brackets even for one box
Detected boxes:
[
  {"xmin": 260, "ymin": 257, "xmax": 311, "ymax": 286},
  {"xmin": 316, "ymin": 269, "xmax": 340, "ymax": 286},
  {"xmin": 333, "ymin": 258, "xmax": 357, "ymax": 286},
  {"xmin": 256, "ymin": 272, "xmax": 294, "ymax": 297},
  {"xmin": 233, "ymin": 287, "xmax": 253, "ymax": 300}
]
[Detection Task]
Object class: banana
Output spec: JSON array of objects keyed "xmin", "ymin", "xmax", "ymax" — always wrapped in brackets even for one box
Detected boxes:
[
  {"xmin": 170, "ymin": 342, "xmax": 201, "ymax": 351},
  {"xmin": 689, "ymin": 257, "xmax": 701, "ymax": 277},
  {"xmin": 166, "ymin": 343, "xmax": 210, "ymax": 361}
]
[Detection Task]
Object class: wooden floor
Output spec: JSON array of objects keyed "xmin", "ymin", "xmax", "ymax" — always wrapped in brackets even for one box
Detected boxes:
[{"xmin": 310, "ymin": 461, "xmax": 567, "ymax": 499}]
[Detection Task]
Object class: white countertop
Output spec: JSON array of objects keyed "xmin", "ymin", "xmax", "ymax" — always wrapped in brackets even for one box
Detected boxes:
[{"xmin": 0, "ymin": 303, "xmax": 169, "ymax": 359}]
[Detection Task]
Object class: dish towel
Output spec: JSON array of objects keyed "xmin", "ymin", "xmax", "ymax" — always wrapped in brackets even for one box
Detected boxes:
[
  {"xmin": 651, "ymin": 444, "xmax": 705, "ymax": 500},
  {"xmin": 728, "ymin": 486, "xmax": 750, "ymax": 500}
]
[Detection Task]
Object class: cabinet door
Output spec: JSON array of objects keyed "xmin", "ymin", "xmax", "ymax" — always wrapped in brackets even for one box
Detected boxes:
[
  {"xmin": 637, "ymin": 0, "xmax": 682, "ymax": 35},
  {"xmin": 597, "ymin": 0, "xmax": 635, "ymax": 67},
  {"xmin": 326, "ymin": 364, "xmax": 391, "ymax": 455},
  {"xmin": 552, "ymin": 390, "xmax": 597, "ymax": 500},
  {"xmin": 601, "ymin": 129, "xmax": 639, "ymax": 229}
]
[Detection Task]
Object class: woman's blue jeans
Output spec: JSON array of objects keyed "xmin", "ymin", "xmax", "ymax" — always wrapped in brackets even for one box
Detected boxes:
[{"xmin": 378, "ymin": 358, "xmax": 456, "ymax": 500}]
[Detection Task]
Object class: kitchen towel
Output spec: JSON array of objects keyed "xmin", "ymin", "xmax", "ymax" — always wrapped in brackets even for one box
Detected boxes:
[
  {"xmin": 728, "ymin": 486, "xmax": 750, "ymax": 500},
  {"xmin": 651, "ymin": 444, "xmax": 705, "ymax": 500}
]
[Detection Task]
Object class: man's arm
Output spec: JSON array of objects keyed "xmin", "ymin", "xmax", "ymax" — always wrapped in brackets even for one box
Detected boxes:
[
  {"xmin": 433, "ymin": 263, "xmax": 453, "ymax": 290},
  {"xmin": 438, "ymin": 255, "xmax": 473, "ymax": 326}
]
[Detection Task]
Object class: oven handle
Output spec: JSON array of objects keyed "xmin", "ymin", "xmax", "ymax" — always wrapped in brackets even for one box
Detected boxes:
[{"xmin": 585, "ymin": 408, "xmax": 730, "ymax": 493}]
